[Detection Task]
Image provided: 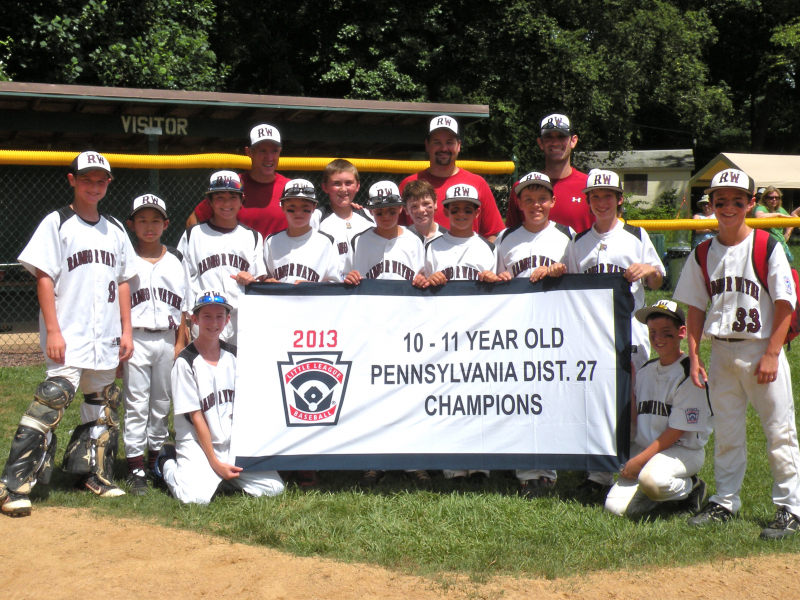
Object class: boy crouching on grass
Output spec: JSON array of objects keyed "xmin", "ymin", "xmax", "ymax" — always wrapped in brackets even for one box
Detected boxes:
[
  {"xmin": 604, "ymin": 300, "xmax": 711, "ymax": 519},
  {"xmin": 154, "ymin": 290, "xmax": 284, "ymax": 505},
  {"xmin": 495, "ymin": 172, "xmax": 571, "ymax": 498}
]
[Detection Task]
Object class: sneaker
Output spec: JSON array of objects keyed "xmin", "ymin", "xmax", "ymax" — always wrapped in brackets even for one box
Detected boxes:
[
  {"xmin": 405, "ymin": 470, "xmax": 432, "ymax": 488},
  {"xmin": 78, "ymin": 474, "xmax": 126, "ymax": 498},
  {"xmin": 153, "ymin": 442, "xmax": 177, "ymax": 479},
  {"xmin": 519, "ymin": 477, "xmax": 556, "ymax": 499},
  {"xmin": 760, "ymin": 507, "xmax": 800, "ymax": 540},
  {"xmin": 469, "ymin": 471, "xmax": 489, "ymax": 485},
  {"xmin": 126, "ymin": 471, "xmax": 149, "ymax": 496},
  {"xmin": 683, "ymin": 477, "xmax": 707, "ymax": 515},
  {"xmin": 575, "ymin": 478, "xmax": 611, "ymax": 500},
  {"xmin": 359, "ymin": 470, "xmax": 385, "ymax": 487},
  {"xmin": 295, "ymin": 470, "xmax": 318, "ymax": 488},
  {"xmin": 1, "ymin": 491, "xmax": 32, "ymax": 517},
  {"xmin": 687, "ymin": 502, "xmax": 734, "ymax": 526}
]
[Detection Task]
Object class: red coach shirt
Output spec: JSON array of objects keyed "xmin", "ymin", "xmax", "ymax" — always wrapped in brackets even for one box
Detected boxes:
[
  {"xmin": 505, "ymin": 168, "xmax": 593, "ymax": 233},
  {"xmin": 399, "ymin": 169, "xmax": 506, "ymax": 238},
  {"xmin": 193, "ymin": 171, "xmax": 290, "ymax": 237}
]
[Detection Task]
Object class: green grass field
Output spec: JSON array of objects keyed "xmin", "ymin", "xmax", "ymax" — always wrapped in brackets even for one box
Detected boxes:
[{"xmin": 1, "ymin": 286, "xmax": 800, "ymax": 581}]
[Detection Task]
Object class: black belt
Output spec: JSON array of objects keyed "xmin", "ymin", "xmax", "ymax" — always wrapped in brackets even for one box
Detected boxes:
[
  {"xmin": 713, "ymin": 336, "xmax": 745, "ymax": 343},
  {"xmin": 135, "ymin": 327, "xmax": 168, "ymax": 333}
]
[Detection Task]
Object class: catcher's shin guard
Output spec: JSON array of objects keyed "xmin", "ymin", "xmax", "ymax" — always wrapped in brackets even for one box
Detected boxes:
[
  {"xmin": 63, "ymin": 383, "xmax": 121, "ymax": 484},
  {"xmin": 0, "ymin": 377, "xmax": 75, "ymax": 495}
]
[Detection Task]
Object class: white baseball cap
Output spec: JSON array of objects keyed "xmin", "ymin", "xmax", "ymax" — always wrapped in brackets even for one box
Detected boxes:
[
  {"xmin": 206, "ymin": 170, "xmax": 244, "ymax": 197},
  {"xmin": 365, "ymin": 181, "xmax": 403, "ymax": 208},
  {"xmin": 697, "ymin": 194, "xmax": 710, "ymax": 205},
  {"xmin": 515, "ymin": 171, "xmax": 553, "ymax": 194},
  {"xmin": 704, "ymin": 168, "xmax": 754, "ymax": 196},
  {"xmin": 192, "ymin": 290, "xmax": 233, "ymax": 314},
  {"xmin": 635, "ymin": 299, "xmax": 686, "ymax": 326},
  {"xmin": 428, "ymin": 115, "xmax": 459, "ymax": 137},
  {"xmin": 71, "ymin": 151, "xmax": 112, "ymax": 179},
  {"xmin": 583, "ymin": 169, "xmax": 624, "ymax": 194},
  {"xmin": 280, "ymin": 178, "xmax": 317, "ymax": 203},
  {"xmin": 249, "ymin": 124, "xmax": 282, "ymax": 148},
  {"xmin": 443, "ymin": 184, "xmax": 480, "ymax": 206},
  {"xmin": 540, "ymin": 114, "xmax": 572, "ymax": 136},
  {"xmin": 130, "ymin": 194, "xmax": 167, "ymax": 219}
]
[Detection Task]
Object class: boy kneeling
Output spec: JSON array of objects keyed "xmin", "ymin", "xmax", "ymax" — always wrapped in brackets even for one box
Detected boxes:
[
  {"xmin": 605, "ymin": 300, "xmax": 712, "ymax": 519},
  {"xmin": 155, "ymin": 291, "xmax": 284, "ymax": 504}
]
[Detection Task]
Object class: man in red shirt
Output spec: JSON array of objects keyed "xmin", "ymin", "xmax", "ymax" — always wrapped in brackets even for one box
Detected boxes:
[
  {"xmin": 399, "ymin": 115, "xmax": 505, "ymax": 242},
  {"xmin": 186, "ymin": 124, "xmax": 290, "ymax": 237},
  {"xmin": 505, "ymin": 114, "xmax": 593, "ymax": 233}
]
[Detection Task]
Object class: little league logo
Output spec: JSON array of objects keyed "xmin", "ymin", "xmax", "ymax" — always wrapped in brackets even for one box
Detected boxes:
[
  {"xmin": 685, "ymin": 408, "xmax": 700, "ymax": 425},
  {"xmin": 278, "ymin": 352, "xmax": 351, "ymax": 427}
]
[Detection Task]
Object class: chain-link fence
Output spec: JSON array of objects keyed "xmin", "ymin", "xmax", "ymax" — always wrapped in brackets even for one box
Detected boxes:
[{"xmin": 0, "ymin": 162, "xmax": 513, "ymax": 354}]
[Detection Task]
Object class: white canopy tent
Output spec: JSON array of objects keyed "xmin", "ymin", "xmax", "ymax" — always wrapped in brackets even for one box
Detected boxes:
[{"xmin": 688, "ymin": 153, "xmax": 800, "ymax": 191}]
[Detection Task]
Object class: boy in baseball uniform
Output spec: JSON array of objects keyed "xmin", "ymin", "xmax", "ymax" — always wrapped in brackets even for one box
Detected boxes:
[
  {"xmin": 345, "ymin": 181, "xmax": 428, "ymax": 487},
  {"xmin": 495, "ymin": 172, "xmax": 571, "ymax": 497},
  {"xmin": 420, "ymin": 183, "xmax": 497, "ymax": 482},
  {"xmin": 153, "ymin": 291, "xmax": 284, "ymax": 505},
  {"xmin": 121, "ymin": 195, "xmax": 189, "ymax": 495},
  {"xmin": 674, "ymin": 168, "xmax": 800, "ymax": 539},
  {"xmin": 312, "ymin": 160, "xmax": 373, "ymax": 280},
  {"xmin": 178, "ymin": 171, "xmax": 266, "ymax": 345},
  {"xmin": 605, "ymin": 300, "xmax": 711, "ymax": 519},
  {"xmin": 566, "ymin": 169, "xmax": 664, "ymax": 499},
  {"xmin": 1, "ymin": 151, "xmax": 137, "ymax": 515},
  {"xmin": 403, "ymin": 180, "xmax": 446, "ymax": 242}
]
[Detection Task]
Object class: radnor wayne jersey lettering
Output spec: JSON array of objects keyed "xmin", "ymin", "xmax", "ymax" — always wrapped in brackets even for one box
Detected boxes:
[
  {"xmin": 129, "ymin": 247, "xmax": 188, "ymax": 330},
  {"xmin": 18, "ymin": 207, "xmax": 136, "ymax": 370},
  {"xmin": 634, "ymin": 354, "xmax": 712, "ymax": 451},
  {"xmin": 265, "ymin": 229, "xmax": 341, "ymax": 283},
  {"xmin": 312, "ymin": 206, "xmax": 374, "ymax": 280},
  {"xmin": 172, "ymin": 341, "xmax": 237, "ymax": 448},
  {"xmin": 495, "ymin": 222, "xmax": 573, "ymax": 278},
  {"xmin": 424, "ymin": 232, "xmax": 496, "ymax": 280},
  {"xmin": 349, "ymin": 228, "xmax": 425, "ymax": 281},
  {"xmin": 177, "ymin": 222, "xmax": 265, "ymax": 312},
  {"xmin": 674, "ymin": 231, "xmax": 795, "ymax": 340}
]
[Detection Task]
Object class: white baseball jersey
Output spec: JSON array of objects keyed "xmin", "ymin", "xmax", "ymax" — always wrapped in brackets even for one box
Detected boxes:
[
  {"xmin": 567, "ymin": 220, "xmax": 665, "ymax": 363},
  {"xmin": 314, "ymin": 206, "xmax": 374, "ymax": 279},
  {"xmin": 674, "ymin": 231, "xmax": 795, "ymax": 340},
  {"xmin": 496, "ymin": 222, "xmax": 573, "ymax": 277},
  {"xmin": 407, "ymin": 223, "xmax": 447, "ymax": 244},
  {"xmin": 265, "ymin": 229, "xmax": 341, "ymax": 283},
  {"xmin": 424, "ymin": 232, "xmax": 496, "ymax": 279},
  {"xmin": 172, "ymin": 341, "xmax": 237, "ymax": 447},
  {"xmin": 18, "ymin": 206, "xmax": 137, "ymax": 370},
  {"xmin": 349, "ymin": 228, "xmax": 425, "ymax": 281},
  {"xmin": 129, "ymin": 247, "xmax": 189, "ymax": 330},
  {"xmin": 177, "ymin": 222, "xmax": 265, "ymax": 311},
  {"xmin": 634, "ymin": 354, "xmax": 713, "ymax": 451}
]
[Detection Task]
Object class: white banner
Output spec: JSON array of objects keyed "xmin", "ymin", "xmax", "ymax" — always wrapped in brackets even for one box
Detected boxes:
[{"xmin": 232, "ymin": 275, "xmax": 633, "ymax": 472}]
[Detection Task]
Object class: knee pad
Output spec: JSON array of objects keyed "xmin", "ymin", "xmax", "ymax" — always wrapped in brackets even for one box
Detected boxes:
[
  {"xmin": 19, "ymin": 377, "xmax": 76, "ymax": 435},
  {"xmin": 83, "ymin": 383, "xmax": 121, "ymax": 429},
  {"xmin": 64, "ymin": 384, "xmax": 121, "ymax": 483}
]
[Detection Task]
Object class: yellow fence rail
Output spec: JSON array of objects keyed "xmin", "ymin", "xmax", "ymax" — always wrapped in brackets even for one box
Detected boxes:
[
  {"xmin": 627, "ymin": 218, "xmax": 800, "ymax": 230},
  {"xmin": 0, "ymin": 150, "xmax": 516, "ymax": 175}
]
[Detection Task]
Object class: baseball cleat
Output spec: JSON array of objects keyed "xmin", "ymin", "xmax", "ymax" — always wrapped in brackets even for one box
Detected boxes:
[
  {"xmin": 1, "ymin": 492, "xmax": 32, "ymax": 517},
  {"xmin": 126, "ymin": 471, "xmax": 149, "ymax": 496},
  {"xmin": 78, "ymin": 474, "xmax": 126, "ymax": 498},
  {"xmin": 359, "ymin": 470, "xmax": 386, "ymax": 487},
  {"xmin": 519, "ymin": 476, "xmax": 556, "ymax": 499},
  {"xmin": 468, "ymin": 471, "xmax": 489, "ymax": 485},
  {"xmin": 687, "ymin": 501, "xmax": 734, "ymax": 526},
  {"xmin": 404, "ymin": 470, "xmax": 432, "ymax": 488},
  {"xmin": 760, "ymin": 507, "xmax": 800, "ymax": 540},
  {"xmin": 683, "ymin": 476, "xmax": 708, "ymax": 515},
  {"xmin": 295, "ymin": 470, "xmax": 318, "ymax": 488}
]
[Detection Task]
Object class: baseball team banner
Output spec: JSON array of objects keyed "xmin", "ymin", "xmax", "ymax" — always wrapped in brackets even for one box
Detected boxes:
[{"xmin": 232, "ymin": 274, "xmax": 633, "ymax": 472}]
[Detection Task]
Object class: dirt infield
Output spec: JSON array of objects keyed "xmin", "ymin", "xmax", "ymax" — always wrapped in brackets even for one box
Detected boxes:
[{"xmin": 1, "ymin": 507, "xmax": 798, "ymax": 600}]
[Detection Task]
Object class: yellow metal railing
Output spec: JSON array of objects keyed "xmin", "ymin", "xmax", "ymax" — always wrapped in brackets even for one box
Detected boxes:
[{"xmin": 627, "ymin": 218, "xmax": 800, "ymax": 230}]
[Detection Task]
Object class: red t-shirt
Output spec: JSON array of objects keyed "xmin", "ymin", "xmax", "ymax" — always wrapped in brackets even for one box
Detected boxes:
[
  {"xmin": 505, "ymin": 168, "xmax": 593, "ymax": 233},
  {"xmin": 399, "ymin": 169, "xmax": 506, "ymax": 238},
  {"xmin": 193, "ymin": 171, "xmax": 290, "ymax": 238}
]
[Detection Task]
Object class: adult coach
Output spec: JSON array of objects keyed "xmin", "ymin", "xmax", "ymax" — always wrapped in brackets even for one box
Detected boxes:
[
  {"xmin": 400, "ymin": 115, "xmax": 505, "ymax": 242},
  {"xmin": 505, "ymin": 114, "xmax": 593, "ymax": 233},
  {"xmin": 186, "ymin": 124, "xmax": 290, "ymax": 237}
]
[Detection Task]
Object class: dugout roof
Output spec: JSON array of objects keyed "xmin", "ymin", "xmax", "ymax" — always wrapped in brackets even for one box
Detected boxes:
[
  {"xmin": 689, "ymin": 153, "xmax": 800, "ymax": 191},
  {"xmin": 0, "ymin": 82, "xmax": 490, "ymax": 158}
]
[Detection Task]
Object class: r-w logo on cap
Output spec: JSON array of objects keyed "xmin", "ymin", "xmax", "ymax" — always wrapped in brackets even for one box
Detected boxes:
[
  {"xmin": 376, "ymin": 187, "xmax": 392, "ymax": 197},
  {"xmin": 549, "ymin": 117, "xmax": 563, "ymax": 126},
  {"xmin": 140, "ymin": 195, "xmax": 159, "ymax": 204},
  {"xmin": 86, "ymin": 154, "xmax": 106, "ymax": 165},
  {"xmin": 435, "ymin": 117, "xmax": 452, "ymax": 127},
  {"xmin": 593, "ymin": 174, "xmax": 612, "ymax": 185},
  {"xmin": 257, "ymin": 127, "xmax": 274, "ymax": 139},
  {"xmin": 453, "ymin": 186, "xmax": 470, "ymax": 196},
  {"xmin": 719, "ymin": 172, "xmax": 740, "ymax": 183}
]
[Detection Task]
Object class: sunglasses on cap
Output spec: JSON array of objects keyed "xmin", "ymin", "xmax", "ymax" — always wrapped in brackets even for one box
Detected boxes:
[
  {"xmin": 212, "ymin": 177, "xmax": 243, "ymax": 191},
  {"xmin": 196, "ymin": 294, "xmax": 228, "ymax": 306},
  {"xmin": 284, "ymin": 186, "xmax": 315, "ymax": 197},
  {"xmin": 369, "ymin": 194, "xmax": 402, "ymax": 203},
  {"xmin": 540, "ymin": 122, "xmax": 570, "ymax": 132}
]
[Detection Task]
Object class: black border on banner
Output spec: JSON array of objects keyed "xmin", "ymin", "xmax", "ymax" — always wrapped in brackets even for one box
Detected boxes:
[{"xmin": 237, "ymin": 274, "xmax": 633, "ymax": 471}]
